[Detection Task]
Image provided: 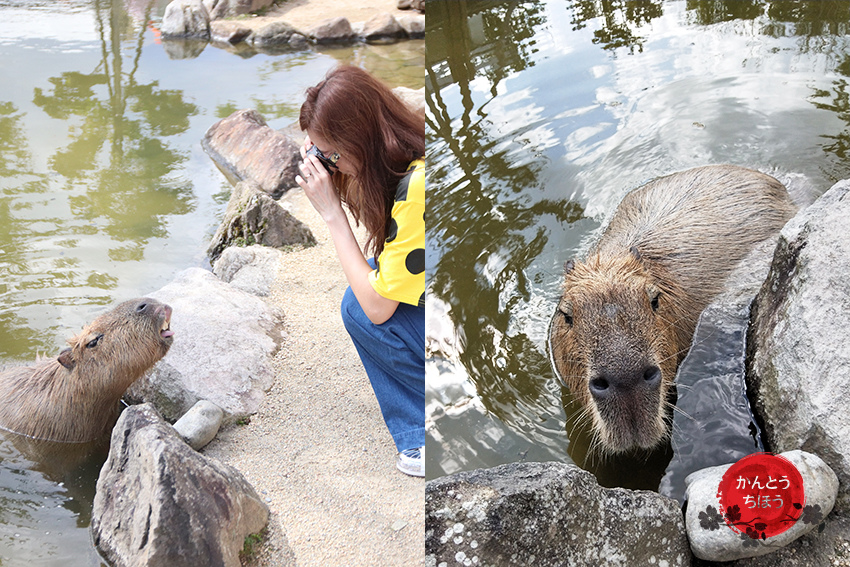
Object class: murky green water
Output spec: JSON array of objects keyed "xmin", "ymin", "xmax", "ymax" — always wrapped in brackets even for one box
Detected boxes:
[
  {"xmin": 0, "ymin": 1, "xmax": 423, "ymax": 563},
  {"xmin": 425, "ymin": 0, "xmax": 850, "ymax": 493}
]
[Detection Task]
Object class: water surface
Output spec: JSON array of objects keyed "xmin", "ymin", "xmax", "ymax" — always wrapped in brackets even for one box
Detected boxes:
[
  {"xmin": 425, "ymin": 0, "xmax": 850, "ymax": 493},
  {"xmin": 0, "ymin": 1, "xmax": 423, "ymax": 563}
]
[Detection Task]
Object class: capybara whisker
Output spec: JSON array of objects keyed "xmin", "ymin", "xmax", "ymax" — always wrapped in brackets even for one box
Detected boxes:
[
  {"xmin": 549, "ymin": 165, "xmax": 795, "ymax": 453},
  {"xmin": 0, "ymin": 298, "xmax": 174, "ymax": 444}
]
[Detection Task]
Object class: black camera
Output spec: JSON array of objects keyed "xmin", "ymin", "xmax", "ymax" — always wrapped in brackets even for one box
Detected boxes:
[{"xmin": 305, "ymin": 144, "xmax": 339, "ymax": 174}]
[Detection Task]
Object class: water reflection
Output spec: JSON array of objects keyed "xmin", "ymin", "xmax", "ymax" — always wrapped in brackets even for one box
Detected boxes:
[
  {"xmin": 425, "ymin": 0, "xmax": 850, "ymax": 492},
  {"xmin": 1, "ymin": 0, "xmax": 423, "ymax": 563},
  {"xmin": 0, "ymin": 431, "xmax": 107, "ymax": 567}
]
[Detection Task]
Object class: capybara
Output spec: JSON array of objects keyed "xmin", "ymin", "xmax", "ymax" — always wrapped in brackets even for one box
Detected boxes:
[
  {"xmin": 0, "ymin": 298, "xmax": 173, "ymax": 443},
  {"xmin": 549, "ymin": 165, "xmax": 796, "ymax": 453}
]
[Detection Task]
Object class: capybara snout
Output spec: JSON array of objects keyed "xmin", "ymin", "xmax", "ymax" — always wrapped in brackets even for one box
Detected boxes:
[
  {"xmin": 0, "ymin": 297, "xmax": 174, "ymax": 443},
  {"xmin": 549, "ymin": 165, "xmax": 797, "ymax": 453}
]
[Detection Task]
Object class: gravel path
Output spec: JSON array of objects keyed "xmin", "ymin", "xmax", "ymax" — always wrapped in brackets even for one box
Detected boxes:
[
  {"xmin": 204, "ymin": 188, "xmax": 424, "ymax": 566},
  {"xmin": 201, "ymin": 3, "xmax": 424, "ymax": 563}
]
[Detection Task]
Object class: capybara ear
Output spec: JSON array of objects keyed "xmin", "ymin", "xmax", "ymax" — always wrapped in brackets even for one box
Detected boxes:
[
  {"xmin": 564, "ymin": 259, "xmax": 575, "ymax": 274},
  {"xmin": 58, "ymin": 348, "xmax": 75, "ymax": 370},
  {"xmin": 629, "ymin": 246, "xmax": 642, "ymax": 261}
]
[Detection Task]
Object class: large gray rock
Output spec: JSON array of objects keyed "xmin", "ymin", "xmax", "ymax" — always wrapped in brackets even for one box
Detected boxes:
[
  {"xmin": 203, "ymin": 0, "xmax": 274, "ymax": 20},
  {"xmin": 360, "ymin": 13, "xmax": 406, "ymax": 44},
  {"xmin": 397, "ymin": 13, "xmax": 424, "ymax": 39},
  {"xmin": 161, "ymin": 0, "xmax": 210, "ymax": 39},
  {"xmin": 213, "ymin": 244, "xmax": 282, "ymax": 297},
  {"xmin": 125, "ymin": 268, "xmax": 284, "ymax": 423},
  {"xmin": 684, "ymin": 450, "xmax": 838, "ymax": 562},
  {"xmin": 210, "ymin": 20, "xmax": 252, "ymax": 44},
  {"xmin": 202, "ymin": 109, "xmax": 302, "ymax": 199},
  {"xmin": 426, "ymin": 461, "xmax": 692, "ymax": 567},
  {"xmin": 746, "ymin": 179, "xmax": 850, "ymax": 515},
  {"xmin": 659, "ymin": 239, "xmax": 779, "ymax": 502},
  {"xmin": 250, "ymin": 20, "xmax": 300, "ymax": 46},
  {"xmin": 91, "ymin": 404, "xmax": 268, "ymax": 567},
  {"xmin": 207, "ymin": 179, "xmax": 315, "ymax": 263},
  {"xmin": 393, "ymin": 86, "xmax": 425, "ymax": 120},
  {"xmin": 308, "ymin": 17, "xmax": 356, "ymax": 44}
]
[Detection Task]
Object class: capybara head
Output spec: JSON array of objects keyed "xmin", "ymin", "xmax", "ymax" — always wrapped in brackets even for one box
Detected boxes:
[
  {"xmin": 549, "ymin": 250, "xmax": 692, "ymax": 453},
  {"xmin": 57, "ymin": 298, "xmax": 174, "ymax": 394},
  {"xmin": 0, "ymin": 298, "xmax": 173, "ymax": 444}
]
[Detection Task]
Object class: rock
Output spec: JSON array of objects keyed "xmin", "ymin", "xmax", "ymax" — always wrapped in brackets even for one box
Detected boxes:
[
  {"xmin": 203, "ymin": 0, "xmax": 274, "ymax": 20},
  {"xmin": 210, "ymin": 20, "xmax": 252, "ymax": 44},
  {"xmin": 206, "ymin": 180, "xmax": 315, "ymax": 263},
  {"xmin": 125, "ymin": 268, "xmax": 284, "ymax": 423},
  {"xmin": 288, "ymin": 32, "xmax": 309, "ymax": 50},
  {"xmin": 396, "ymin": 14, "xmax": 424, "ymax": 39},
  {"xmin": 392, "ymin": 86, "xmax": 425, "ymax": 120},
  {"xmin": 173, "ymin": 400, "xmax": 225, "ymax": 450},
  {"xmin": 91, "ymin": 404, "xmax": 268, "ymax": 567},
  {"xmin": 213, "ymin": 245, "xmax": 282, "ymax": 297},
  {"xmin": 426, "ymin": 461, "xmax": 691, "ymax": 566},
  {"xmin": 746, "ymin": 179, "xmax": 850, "ymax": 514},
  {"xmin": 251, "ymin": 20, "xmax": 299, "ymax": 46},
  {"xmin": 202, "ymin": 109, "xmax": 303, "ymax": 199},
  {"xmin": 360, "ymin": 13, "xmax": 407, "ymax": 44},
  {"xmin": 161, "ymin": 0, "xmax": 210, "ymax": 39},
  {"xmin": 659, "ymin": 239, "xmax": 779, "ymax": 502},
  {"xmin": 684, "ymin": 450, "xmax": 838, "ymax": 562},
  {"xmin": 308, "ymin": 17, "xmax": 356, "ymax": 44},
  {"xmin": 398, "ymin": 0, "xmax": 425, "ymax": 10}
]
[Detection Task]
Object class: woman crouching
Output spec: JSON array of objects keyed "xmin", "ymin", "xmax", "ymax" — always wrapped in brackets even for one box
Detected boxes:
[{"xmin": 296, "ymin": 65, "xmax": 425, "ymax": 477}]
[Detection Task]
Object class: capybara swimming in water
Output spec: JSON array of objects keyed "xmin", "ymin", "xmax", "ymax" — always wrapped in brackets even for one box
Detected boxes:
[
  {"xmin": 0, "ymin": 298, "xmax": 173, "ymax": 443},
  {"xmin": 549, "ymin": 165, "xmax": 796, "ymax": 453}
]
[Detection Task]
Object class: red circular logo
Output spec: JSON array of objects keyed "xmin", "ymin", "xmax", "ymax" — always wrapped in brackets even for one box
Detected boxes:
[{"xmin": 716, "ymin": 453, "xmax": 805, "ymax": 540}]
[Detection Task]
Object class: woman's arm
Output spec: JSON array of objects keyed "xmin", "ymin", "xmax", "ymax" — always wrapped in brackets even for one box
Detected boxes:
[{"xmin": 296, "ymin": 153, "xmax": 399, "ymax": 325}]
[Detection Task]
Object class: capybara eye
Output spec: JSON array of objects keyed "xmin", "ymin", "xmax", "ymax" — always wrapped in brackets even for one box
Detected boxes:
[
  {"xmin": 559, "ymin": 301, "xmax": 574, "ymax": 326},
  {"xmin": 86, "ymin": 334, "xmax": 104, "ymax": 348},
  {"xmin": 646, "ymin": 284, "xmax": 661, "ymax": 312},
  {"xmin": 136, "ymin": 302, "xmax": 148, "ymax": 312}
]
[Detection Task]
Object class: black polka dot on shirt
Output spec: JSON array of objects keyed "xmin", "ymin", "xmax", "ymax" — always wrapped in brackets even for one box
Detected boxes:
[{"xmin": 405, "ymin": 248, "xmax": 425, "ymax": 275}]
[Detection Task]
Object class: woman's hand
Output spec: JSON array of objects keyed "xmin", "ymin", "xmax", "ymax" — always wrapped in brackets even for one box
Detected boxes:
[{"xmin": 296, "ymin": 153, "xmax": 345, "ymax": 223}]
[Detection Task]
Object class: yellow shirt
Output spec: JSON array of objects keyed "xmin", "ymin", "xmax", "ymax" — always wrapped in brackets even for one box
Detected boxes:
[{"xmin": 368, "ymin": 159, "xmax": 425, "ymax": 307}]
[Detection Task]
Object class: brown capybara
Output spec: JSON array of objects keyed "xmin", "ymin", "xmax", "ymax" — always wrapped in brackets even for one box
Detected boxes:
[
  {"xmin": 549, "ymin": 165, "xmax": 796, "ymax": 453},
  {"xmin": 0, "ymin": 298, "xmax": 173, "ymax": 443}
]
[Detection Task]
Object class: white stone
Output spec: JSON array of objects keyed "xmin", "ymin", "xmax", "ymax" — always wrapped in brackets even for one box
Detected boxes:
[
  {"xmin": 173, "ymin": 399, "xmax": 224, "ymax": 450},
  {"xmin": 684, "ymin": 450, "xmax": 838, "ymax": 562}
]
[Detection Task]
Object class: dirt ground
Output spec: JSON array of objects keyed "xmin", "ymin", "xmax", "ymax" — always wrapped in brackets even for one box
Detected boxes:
[{"xmin": 202, "ymin": 2, "xmax": 425, "ymax": 565}]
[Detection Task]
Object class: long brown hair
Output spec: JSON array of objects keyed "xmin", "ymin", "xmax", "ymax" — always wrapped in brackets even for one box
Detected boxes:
[{"xmin": 299, "ymin": 65, "xmax": 425, "ymax": 256}]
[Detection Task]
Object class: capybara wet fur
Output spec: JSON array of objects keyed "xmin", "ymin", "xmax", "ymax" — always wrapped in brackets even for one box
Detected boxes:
[
  {"xmin": 0, "ymin": 298, "xmax": 173, "ymax": 443},
  {"xmin": 549, "ymin": 165, "xmax": 796, "ymax": 454}
]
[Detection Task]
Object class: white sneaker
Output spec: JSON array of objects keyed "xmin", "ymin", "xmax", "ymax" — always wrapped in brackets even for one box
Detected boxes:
[{"xmin": 396, "ymin": 446, "xmax": 424, "ymax": 477}]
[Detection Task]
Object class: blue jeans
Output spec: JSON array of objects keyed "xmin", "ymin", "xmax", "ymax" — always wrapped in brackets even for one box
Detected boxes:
[{"xmin": 340, "ymin": 262, "xmax": 425, "ymax": 453}]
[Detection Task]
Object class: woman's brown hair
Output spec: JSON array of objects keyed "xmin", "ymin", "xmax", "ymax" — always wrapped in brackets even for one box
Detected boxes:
[{"xmin": 299, "ymin": 65, "xmax": 425, "ymax": 256}]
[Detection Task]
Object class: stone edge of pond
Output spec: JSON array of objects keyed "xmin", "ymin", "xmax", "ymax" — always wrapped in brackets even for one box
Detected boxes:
[{"xmin": 159, "ymin": 0, "xmax": 424, "ymax": 58}]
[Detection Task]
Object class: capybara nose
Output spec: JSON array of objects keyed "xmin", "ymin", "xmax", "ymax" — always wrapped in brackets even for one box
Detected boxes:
[{"xmin": 589, "ymin": 364, "xmax": 661, "ymax": 401}]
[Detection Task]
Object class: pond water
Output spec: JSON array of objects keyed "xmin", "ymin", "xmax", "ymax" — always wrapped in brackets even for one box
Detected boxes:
[
  {"xmin": 0, "ymin": 1, "xmax": 423, "ymax": 564},
  {"xmin": 425, "ymin": 0, "xmax": 850, "ymax": 496}
]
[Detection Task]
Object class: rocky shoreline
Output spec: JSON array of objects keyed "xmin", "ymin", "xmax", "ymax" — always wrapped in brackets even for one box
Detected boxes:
[
  {"xmin": 158, "ymin": 0, "xmax": 423, "ymax": 59},
  {"xmin": 425, "ymin": 179, "xmax": 850, "ymax": 566}
]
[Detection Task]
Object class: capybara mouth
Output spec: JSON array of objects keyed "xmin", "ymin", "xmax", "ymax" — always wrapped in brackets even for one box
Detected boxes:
[
  {"xmin": 596, "ymin": 402, "xmax": 666, "ymax": 453},
  {"xmin": 159, "ymin": 305, "xmax": 174, "ymax": 341}
]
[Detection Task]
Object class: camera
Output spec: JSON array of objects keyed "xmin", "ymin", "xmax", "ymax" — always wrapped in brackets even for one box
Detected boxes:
[{"xmin": 306, "ymin": 144, "xmax": 339, "ymax": 174}]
